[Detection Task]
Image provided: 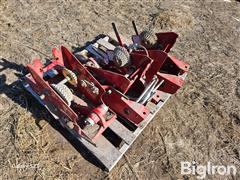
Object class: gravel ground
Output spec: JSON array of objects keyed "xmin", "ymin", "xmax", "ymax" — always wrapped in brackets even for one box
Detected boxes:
[{"xmin": 0, "ymin": 0, "xmax": 240, "ymax": 179}]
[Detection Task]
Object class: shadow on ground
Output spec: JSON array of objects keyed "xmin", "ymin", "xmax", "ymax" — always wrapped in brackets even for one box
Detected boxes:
[{"xmin": 0, "ymin": 58, "xmax": 105, "ymax": 170}]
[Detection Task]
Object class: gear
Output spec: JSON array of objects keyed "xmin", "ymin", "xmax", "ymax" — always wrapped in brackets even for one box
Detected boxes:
[
  {"xmin": 113, "ymin": 46, "xmax": 130, "ymax": 67},
  {"xmin": 62, "ymin": 68, "xmax": 78, "ymax": 86},
  {"xmin": 139, "ymin": 30, "xmax": 158, "ymax": 48},
  {"xmin": 51, "ymin": 83, "xmax": 73, "ymax": 106}
]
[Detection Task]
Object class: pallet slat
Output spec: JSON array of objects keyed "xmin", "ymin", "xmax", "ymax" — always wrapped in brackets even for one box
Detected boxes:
[
  {"xmin": 109, "ymin": 120, "xmax": 136, "ymax": 145},
  {"xmin": 78, "ymin": 134, "xmax": 122, "ymax": 170},
  {"xmin": 97, "ymin": 38, "xmax": 115, "ymax": 50}
]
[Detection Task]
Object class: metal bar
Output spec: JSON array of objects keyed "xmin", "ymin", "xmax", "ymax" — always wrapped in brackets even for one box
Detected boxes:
[
  {"xmin": 153, "ymin": 79, "xmax": 164, "ymax": 93},
  {"xmin": 136, "ymin": 77, "xmax": 158, "ymax": 103},
  {"xmin": 142, "ymin": 80, "xmax": 165, "ymax": 104},
  {"xmin": 132, "ymin": 21, "xmax": 139, "ymax": 36},
  {"xmin": 111, "ymin": 23, "xmax": 123, "ymax": 47},
  {"xmin": 58, "ymin": 78, "xmax": 68, "ymax": 85},
  {"xmin": 140, "ymin": 79, "xmax": 159, "ymax": 104}
]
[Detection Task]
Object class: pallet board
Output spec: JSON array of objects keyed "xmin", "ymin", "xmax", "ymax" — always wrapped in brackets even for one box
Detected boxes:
[{"xmin": 23, "ymin": 73, "xmax": 186, "ymax": 171}]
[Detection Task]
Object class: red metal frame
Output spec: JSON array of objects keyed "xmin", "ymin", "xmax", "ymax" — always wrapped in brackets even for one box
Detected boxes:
[{"xmin": 25, "ymin": 31, "xmax": 189, "ymax": 142}]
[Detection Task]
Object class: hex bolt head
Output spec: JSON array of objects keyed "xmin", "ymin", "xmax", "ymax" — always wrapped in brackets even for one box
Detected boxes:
[
  {"xmin": 40, "ymin": 94, "xmax": 45, "ymax": 100},
  {"xmin": 107, "ymin": 90, "xmax": 112, "ymax": 94}
]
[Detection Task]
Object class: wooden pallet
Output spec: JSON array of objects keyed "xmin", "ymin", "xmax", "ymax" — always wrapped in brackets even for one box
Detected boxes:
[
  {"xmin": 23, "ymin": 35, "xmax": 187, "ymax": 171},
  {"xmin": 23, "ymin": 73, "xmax": 186, "ymax": 171}
]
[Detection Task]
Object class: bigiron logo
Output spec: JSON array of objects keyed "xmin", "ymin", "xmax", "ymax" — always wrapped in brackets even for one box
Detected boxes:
[{"xmin": 181, "ymin": 161, "xmax": 237, "ymax": 179}]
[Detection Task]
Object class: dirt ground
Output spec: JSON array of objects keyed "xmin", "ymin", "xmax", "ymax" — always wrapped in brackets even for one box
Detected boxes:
[{"xmin": 0, "ymin": 0, "xmax": 240, "ymax": 179}]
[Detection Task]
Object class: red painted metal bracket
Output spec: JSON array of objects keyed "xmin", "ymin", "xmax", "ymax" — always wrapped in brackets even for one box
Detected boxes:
[{"xmin": 102, "ymin": 88, "xmax": 150, "ymax": 124}]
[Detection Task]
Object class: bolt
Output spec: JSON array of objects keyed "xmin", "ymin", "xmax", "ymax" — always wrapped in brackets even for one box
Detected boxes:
[
  {"xmin": 124, "ymin": 108, "xmax": 131, "ymax": 115},
  {"xmin": 40, "ymin": 94, "xmax": 45, "ymax": 100}
]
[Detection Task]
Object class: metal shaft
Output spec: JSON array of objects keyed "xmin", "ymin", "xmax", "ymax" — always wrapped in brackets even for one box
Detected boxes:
[
  {"xmin": 58, "ymin": 76, "xmax": 69, "ymax": 85},
  {"xmin": 136, "ymin": 76, "xmax": 158, "ymax": 103},
  {"xmin": 112, "ymin": 22, "xmax": 123, "ymax": 47},
  {"xmin": 139, "ymin": 78, "xmax": 159, "ymax": 104},
  {"xmin": 141, "ymin": 80, "xmax": 164, "ymax": 104},
  {"xmin": 132, "ymin": 21, "xmax": 139, "ymax": 36}
]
